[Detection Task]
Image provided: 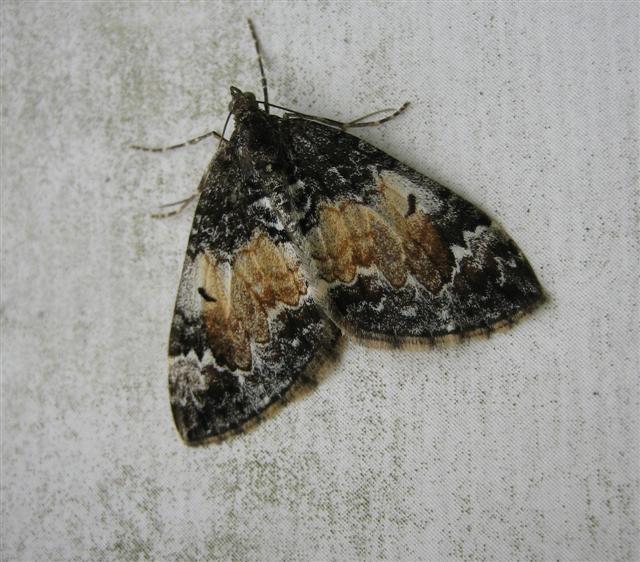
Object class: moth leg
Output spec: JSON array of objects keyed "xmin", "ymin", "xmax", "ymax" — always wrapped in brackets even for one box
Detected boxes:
[
  {"xmin": 131, "ymin": 129, "xmax": 224, "ymax": 153},
  {"xmin": 267, "ymin": 101, "xmax": 410, "ymax": 130},
  {"xmin": 344, "ymin": 103, "xmax": 410, "ymax": 128},
  {"xmin": 151, "ymin": 195, "xmax": 198, "ymax": 219},
  {"xmin": 344, "ymin": 107, "xmax": 400, "ymax": 124},
  {"xmin": 151, "ymin": 154, "xmax": 216, "ymax": 219}
]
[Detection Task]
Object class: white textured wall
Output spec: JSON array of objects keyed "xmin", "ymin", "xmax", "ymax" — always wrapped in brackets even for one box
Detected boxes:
[{"xmin": 1, "ymin": 2, "xmax": 638, "ymax": 560}]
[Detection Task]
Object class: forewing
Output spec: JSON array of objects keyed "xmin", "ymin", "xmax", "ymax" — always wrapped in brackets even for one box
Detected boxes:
[
  {"xmin": 280, "ymin": 118, "xmax": 544, "ymax": 340},
  {"xmin": 169, "ymin": 151, "xmax": 339, "ymax": 444}
]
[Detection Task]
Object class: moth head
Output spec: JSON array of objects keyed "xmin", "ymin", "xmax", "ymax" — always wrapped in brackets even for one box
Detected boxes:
[{"xmin": 229, "ymin": 87, "xmax": 259, "ymax": 116}]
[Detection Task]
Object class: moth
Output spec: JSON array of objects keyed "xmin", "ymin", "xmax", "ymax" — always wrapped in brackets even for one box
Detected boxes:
[{"xmin": 134, "ymin": 20, "xmax": 544, "ymax": 445}]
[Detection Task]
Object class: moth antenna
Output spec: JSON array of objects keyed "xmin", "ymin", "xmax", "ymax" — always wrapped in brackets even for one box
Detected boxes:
[{"xmin": 247, "ymin": 18, "xmax": 269, "ymax": 114}]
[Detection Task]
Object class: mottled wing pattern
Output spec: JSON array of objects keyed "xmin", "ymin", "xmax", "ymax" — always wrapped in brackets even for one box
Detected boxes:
[
  {"xmin": 280, "ymin": 118, "xmax": 544, "ymax": 340},
  {"xmin": 169, "ymin": 148, "xmax": 339, "ymax": 444}
]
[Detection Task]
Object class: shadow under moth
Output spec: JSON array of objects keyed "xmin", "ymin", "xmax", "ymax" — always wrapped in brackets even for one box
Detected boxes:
[{"xmin": 134, "ymin": 20, "xmax": 544, "ymax": 445}]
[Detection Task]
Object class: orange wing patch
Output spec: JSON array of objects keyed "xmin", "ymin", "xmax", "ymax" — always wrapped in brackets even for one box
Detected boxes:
[
  {"xmin": 310, "ymin": 175, "xmax": 453, "ymax": 293},
  {"xmin": 378, "ymin": 175, "xmax": 453, "ymax": 293},
  {"xmin": 309, "ymin": 202, "xmax": 407, "ymax": 288},
  {"xmin": 199, "ymin": 233, "xmax": 307, "ymax": 371}
]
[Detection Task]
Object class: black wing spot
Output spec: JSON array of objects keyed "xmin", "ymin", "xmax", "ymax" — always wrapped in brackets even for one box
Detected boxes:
[
  {"xmin": 198, "ymin": 287, "xmax": 217, "ymax": 302},
  {"xmin": 406, "ymin": 193, "xmax": 416, "ymax": 217}
]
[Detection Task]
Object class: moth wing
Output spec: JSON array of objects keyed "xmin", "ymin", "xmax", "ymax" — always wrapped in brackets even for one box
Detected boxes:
[
  {"xmin": 169, "ymin": 151, "xmax": 339, "ymax": 444},
  {"xmin": 281, "ymin": 118, "xmax": 544, "ymax": 340}
]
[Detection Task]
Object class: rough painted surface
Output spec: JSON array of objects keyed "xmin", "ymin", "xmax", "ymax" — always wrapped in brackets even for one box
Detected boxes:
[{"xmin": 1, "ymin": 2, "xmax": 638, "ymax": 561}]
